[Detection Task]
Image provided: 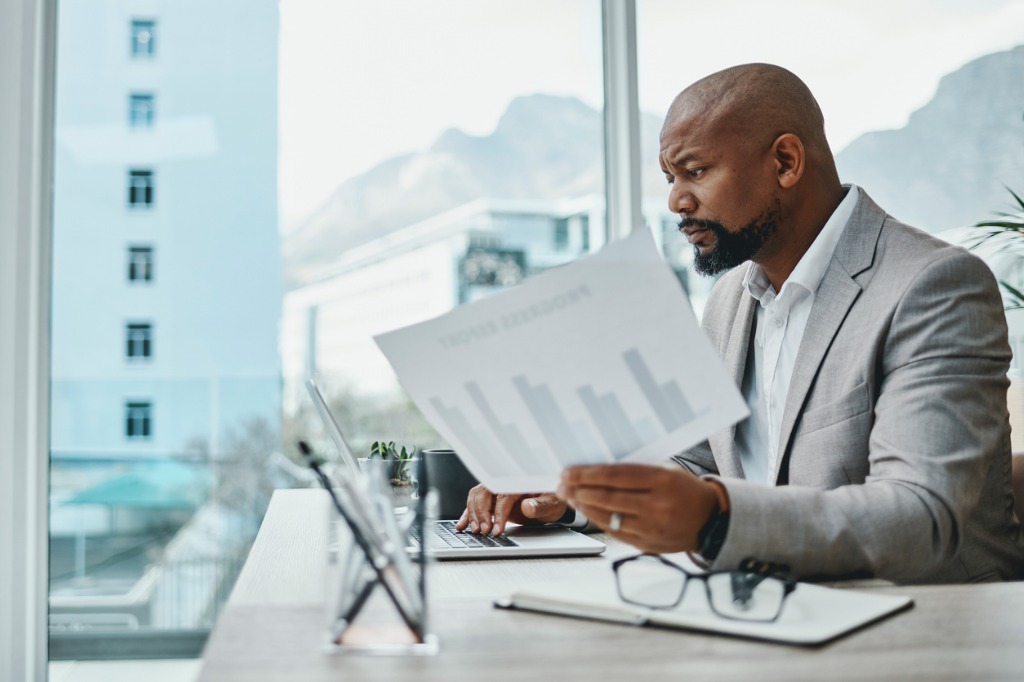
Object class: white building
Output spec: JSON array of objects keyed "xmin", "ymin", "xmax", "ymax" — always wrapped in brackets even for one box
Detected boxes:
[
  {"xmin": 50, "ymin": 0, "xmax": 282, "ymax": 464},
  {"xmin": 46, "ymin": 0, "xmax": 282, "ymax": 633},
  {"xmin": 281, "ymin": 195, "xmax": 705, "ymax": 414}
]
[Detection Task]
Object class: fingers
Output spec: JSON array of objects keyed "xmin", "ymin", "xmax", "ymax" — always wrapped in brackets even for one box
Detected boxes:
[
  {"xmin": 459, "ymin": 485, "xmax": 527, "ymax": 535},
  {"xmin": 463, "ymin": 484, "xmax": 494, "ymax": 534},
  {"xmin": 564, "ymin": 486, "xmax": 646, "ymax": 514},
  {"xmin": 491, "ymin": 493, "xmax": 522, "ymax": 535},
  {"xmin": 555, "ymin": 464, "xmax": 714, "ymax": 554},
  {"xmin": 520, "ymin": 493, "xmax": 567, "ymax": 524},
  {"xmin": 561, "ymin": 463, "xmax": 662, "ymax": 490}
]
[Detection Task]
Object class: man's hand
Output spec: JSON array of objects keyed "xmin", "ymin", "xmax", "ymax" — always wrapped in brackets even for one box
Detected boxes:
[
  {"xmin": 454, "ymin": 485, "xmax": 567, "ymax": 535},
  {"xmin": 556, "ymin": 463, "xmax": 727, "ymax": 554}
]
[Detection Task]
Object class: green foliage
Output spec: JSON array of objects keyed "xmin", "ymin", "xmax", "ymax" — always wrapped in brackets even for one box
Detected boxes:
[
  {"xmin": 972, "ymin": 186, "xmax": 1024, "ymax": 310},
  {"xmin": 369, "ymin": 440, "xmax": 417, "ymax": 485}
]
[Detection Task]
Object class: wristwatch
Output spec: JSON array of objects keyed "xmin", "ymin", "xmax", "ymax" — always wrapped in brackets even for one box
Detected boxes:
[{"xmin": 697, "ymin": 503, "xmax": 730, "ymax": 562}]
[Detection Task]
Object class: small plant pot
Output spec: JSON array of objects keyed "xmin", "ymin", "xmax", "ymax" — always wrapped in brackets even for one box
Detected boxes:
[{"xmin": 388, "ymin": 481, "xmax": 417, "ymax": 510}]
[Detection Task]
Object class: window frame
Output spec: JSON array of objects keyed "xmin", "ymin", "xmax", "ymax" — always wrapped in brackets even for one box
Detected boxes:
[
  {"xmin": 128, "ymin": 244, "xmax": 154, "ymax": 282},
  {"xmin": 128, "ymin": 168, "xmax": 155, "ymax": 207},
  {"xmin": 124, "ymin": 400, "xmax": 153, "ymax": 439},
  {"xmin": 2, "ymin": 0, "xmax": 647, "ymax": 673},
  {"xmin": 0, "ymin": 0, "xmax": 55, "ymax": 677},
  {"xmin": 130, "ymin": 18, "xmax": 156, "ymax": 59},
  {"xmin": 125, "ymin": 321, "xmax": 154, "ymax": 360},
  {"xmin": 128, "ymin": 92, "xmax": 155, "ymax": 128}
]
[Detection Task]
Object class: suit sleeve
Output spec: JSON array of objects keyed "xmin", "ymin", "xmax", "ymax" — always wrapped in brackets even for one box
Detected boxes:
[
  {"xmin": 708, "ymin": 250, "xmax": 1011, "ymax": 582},
  {"xmin": 671, "ymin": 441, "xmax": 719, "ymax": 476}
]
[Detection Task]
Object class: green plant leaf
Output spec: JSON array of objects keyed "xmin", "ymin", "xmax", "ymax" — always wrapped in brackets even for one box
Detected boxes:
[
  {"xmin": 1004, "ymin": 184, "xmax": 1024, "ymax": 212},
  {"xmin": 1000, "ymin": 281, "xmax": 1024, "ymax": 310}
]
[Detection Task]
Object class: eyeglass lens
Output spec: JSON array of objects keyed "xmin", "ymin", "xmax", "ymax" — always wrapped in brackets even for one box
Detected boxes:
[
  {"xmin": 615, "ymin": 555, "xmax": 687, "ymax": 609},
  {"xmin": 615, "ymin": 556, "xmax": 787, "ymax": 621},
  {"xmin": 705, "ymin": 572, "xmax": 786, "ymax": 621}
]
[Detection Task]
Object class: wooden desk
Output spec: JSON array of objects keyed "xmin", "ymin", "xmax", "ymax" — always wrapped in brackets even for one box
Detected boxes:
[{"xmin": 198, "ymin": 489, "xmax": 1024, "ymax": 681}]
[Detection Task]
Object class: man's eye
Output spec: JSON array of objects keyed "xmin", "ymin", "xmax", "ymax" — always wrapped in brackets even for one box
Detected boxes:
[
  {"xmin": 664, "ymin": 174, "xmax": 675, "ymax": 185},
  {"xmin": 687, "ymin": 168, "xmax": 705, "ymax": 179}
]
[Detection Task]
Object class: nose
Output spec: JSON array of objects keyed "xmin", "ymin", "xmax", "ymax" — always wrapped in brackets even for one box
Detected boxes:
[{"xmin": 668, "ymin": 183, "xmax": 696, "ymax": 216}]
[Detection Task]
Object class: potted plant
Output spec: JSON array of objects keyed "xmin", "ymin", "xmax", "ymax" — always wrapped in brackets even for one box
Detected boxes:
[
  {"xmin": 369, "ymin": 440, "xmax": 418, "ymax": 508},
  {"xmin": 971, "ymin": 187, "xmax": 1024, "ymax": 308},
  {"xmin": 971, "ymin": 187, "xmax": 1024, "ymax": 516}
]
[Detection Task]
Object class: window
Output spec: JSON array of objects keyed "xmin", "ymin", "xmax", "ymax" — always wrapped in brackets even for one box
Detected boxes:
[
  {"xmin": 125, "ymin": 401, "xmax": 153, "ymax": 438},
  {"xmin": 128, "ymin": 169, "xmax": 154, "ymax": 207},
  {"xmin": 554, "ymin": 218, "xmax": 569, "ymax": 251},
  {"xmin": 131, "ymin": 19, "xmax": 156, "ymax": 58},
  {"xmin": 49, "ymin": 0, "xmax": 608, "ymax": 665},
  {"xmin": 129, "ymin": 93, "xmax": 155, "ymax": 127},
  {"xmin": 125, "ymin": 322, "xmax": 153, "ymax": 359},
  {"xmin": 128, "ymin": 245, "xmax": 154, "ymax": 282},
  {"xmin": 23, "ymin": 0, "xmax": 1024, "ymax": 671},
  {"xmin": 635, "ymin": 1, "xmax": 1024, "ymax": 318},
  {"xmin": 52, "ymin": 0, "xmax": 283, "ymax": 662}
]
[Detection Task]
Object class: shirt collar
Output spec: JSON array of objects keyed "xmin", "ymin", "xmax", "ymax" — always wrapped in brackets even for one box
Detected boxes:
[{"xmin": 742, "ymin": 184, "xmax": 859, "ymax": 305}]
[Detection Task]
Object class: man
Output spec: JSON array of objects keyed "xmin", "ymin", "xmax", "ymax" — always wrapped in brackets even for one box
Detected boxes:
[{"xmin": 456, "ymin": 63, "xmax": 1024, "ymax": 583}]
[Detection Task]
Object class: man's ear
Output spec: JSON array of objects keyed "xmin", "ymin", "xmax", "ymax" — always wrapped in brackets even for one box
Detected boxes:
[{"xmin": 772, "ymin": 133, "xmax": 804, "ymax": 189}]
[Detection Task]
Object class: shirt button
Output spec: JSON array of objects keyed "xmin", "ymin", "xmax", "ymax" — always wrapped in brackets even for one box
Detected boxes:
[{"xmin": 775, "ymin": 317, "xmax": 784, "ymax": 328}]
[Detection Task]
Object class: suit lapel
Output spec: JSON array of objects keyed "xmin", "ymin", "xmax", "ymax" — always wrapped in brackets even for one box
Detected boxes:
[
  {"xmin": 710, "ymin": 290, "xmax": 756, "ymax": 479},
  {"xmin": 771, "ymin": 188, "xmax": 886, "ymax": 484}
]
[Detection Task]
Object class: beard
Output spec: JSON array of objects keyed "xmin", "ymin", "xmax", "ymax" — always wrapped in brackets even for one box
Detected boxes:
[{"xmin": 682, "ymin": 207, "xmax": 781, "ymax": 277}]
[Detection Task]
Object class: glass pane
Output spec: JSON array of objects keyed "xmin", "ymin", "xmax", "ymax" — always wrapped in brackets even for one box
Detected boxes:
[
  {"xmin": 279, "ymin": 0, "xmax": 605, "ymax": 459},
  {"xmin": 637, "ymin": 0, "xmax": 1024, "ymax": 318},
  {"xmin": 50, "ymin": 0, "xmax": 605, "ymax": 660},
  {"xmin": 50, "ymin": 0, "xmax": 282, "ymax": 659}
]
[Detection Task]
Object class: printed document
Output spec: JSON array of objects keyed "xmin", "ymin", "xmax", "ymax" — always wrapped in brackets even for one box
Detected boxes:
[{"xmin": 374, "ymin": 228, "xmax": 748, "ymax": 493}]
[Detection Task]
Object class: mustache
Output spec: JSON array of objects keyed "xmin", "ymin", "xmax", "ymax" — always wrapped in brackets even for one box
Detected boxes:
[{"xmin": 677, "ymin": 217, "xmax": 726, "ymax": 232}]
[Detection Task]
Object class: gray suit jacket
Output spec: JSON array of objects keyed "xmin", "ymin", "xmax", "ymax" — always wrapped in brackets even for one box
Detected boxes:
[{"xmin": 679, "ymin": 187, "xmax": 1024, "ymax": 583}]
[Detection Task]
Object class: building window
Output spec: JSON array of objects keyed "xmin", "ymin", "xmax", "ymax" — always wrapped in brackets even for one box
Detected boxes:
[
  {"xmin": 127, "ymin": 245, "xmax": 154, "ymax": 282},
  {"xmin": 554, "ymin": 218, "xmax": 569, "ymax": 251},
  {"xmin": 128, "ymin": 169, "xmax": 154, "ymax": 207},
  {"xmin": 129, "ymin": 93, "xmax": 155, "ymax": 127},
  {"xmin": 125, "ymin": 401, "xmax": 153, "ymax": 439},
  {"xmin": 126, "ymin": 322, "xmax": 153, "ymax": 359},
  {"xmin": 131, "ymin": 19, "xmax": 156, "ymax": 58}
]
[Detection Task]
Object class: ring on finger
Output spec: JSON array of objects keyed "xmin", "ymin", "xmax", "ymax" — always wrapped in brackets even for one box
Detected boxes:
[{"xmin": 609, "ymin": 512, "xmax": 622, "ymax": 532}]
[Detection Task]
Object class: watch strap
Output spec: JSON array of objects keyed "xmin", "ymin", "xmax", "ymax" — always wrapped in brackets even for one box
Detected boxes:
[{"xmin": 697, "ymin": 503, "xmax": 730, "ymax": 562}]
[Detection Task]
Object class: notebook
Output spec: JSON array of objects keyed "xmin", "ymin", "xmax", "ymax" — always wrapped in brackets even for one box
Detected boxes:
[
  {"xmin": 495, "ymin": 561, "xmax": 913, "ymax": 645},
  {"xmin": 305, "ymin": 378, "xmax": 606, "ymax": 560}
]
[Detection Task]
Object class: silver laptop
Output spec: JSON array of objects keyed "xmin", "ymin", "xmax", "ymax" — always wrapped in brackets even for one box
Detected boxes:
[{"xmin": 305, "ymin": 378, "xmax": 605, "ymax": 560}]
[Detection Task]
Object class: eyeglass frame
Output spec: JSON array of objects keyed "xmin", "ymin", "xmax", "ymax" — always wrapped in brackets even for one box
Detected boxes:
[{"xmin": 610, "ymin": 553, "xmax": 798, "ymax": 623}]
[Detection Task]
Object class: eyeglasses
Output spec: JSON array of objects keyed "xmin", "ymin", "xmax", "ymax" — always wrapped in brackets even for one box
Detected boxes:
[{"xmin": 611, "ymin": 554, "xmax": 797, "ymax": 622}]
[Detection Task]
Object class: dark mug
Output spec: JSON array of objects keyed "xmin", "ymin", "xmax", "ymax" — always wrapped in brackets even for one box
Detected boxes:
[{"xmin": 420, "ymin": 449, "xmax": 479, "ymax": 519}]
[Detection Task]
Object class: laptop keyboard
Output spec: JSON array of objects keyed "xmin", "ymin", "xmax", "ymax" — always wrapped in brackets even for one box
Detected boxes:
[{"xmin": 408, "ymin": 520, "xmax": 519, "ymax": 551}]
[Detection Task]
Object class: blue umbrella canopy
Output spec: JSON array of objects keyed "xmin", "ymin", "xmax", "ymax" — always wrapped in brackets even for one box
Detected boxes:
[{"xmin": 65, "ymin": 460, "xmax": 211, "ymax": 509}]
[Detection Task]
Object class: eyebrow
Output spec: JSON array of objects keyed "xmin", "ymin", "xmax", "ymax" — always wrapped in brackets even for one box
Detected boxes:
[{"xmin": 661, "ymin": 151, "xmax": 701, "ymax": 170}]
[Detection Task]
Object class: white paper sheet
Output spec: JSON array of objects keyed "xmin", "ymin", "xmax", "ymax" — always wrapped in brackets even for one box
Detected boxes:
[{"xmin": 374, "ymin": 228, "xmax": 748, "ymax": 493}]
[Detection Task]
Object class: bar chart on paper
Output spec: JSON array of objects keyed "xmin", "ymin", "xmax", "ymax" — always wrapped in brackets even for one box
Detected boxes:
[
  {"xmin": 428, "ymin": 348, "xmax": 710, "ymax": 478},
  {"xmin": 375, "ymin": 228, "xmax": 748, "ymax": 492}
]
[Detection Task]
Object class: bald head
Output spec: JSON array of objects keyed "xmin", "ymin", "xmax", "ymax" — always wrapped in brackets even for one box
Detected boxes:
[
  {"xmin": 662, "ymin": 63, "xmax": 831, "ymax": 160},
  {"xmin": 659, "ymin": 64, "xmax": 846, "ymax": 288}
]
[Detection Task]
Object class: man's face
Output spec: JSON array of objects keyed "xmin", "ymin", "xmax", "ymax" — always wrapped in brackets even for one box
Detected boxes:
[{"xmin": 659, "ymin": 106, "xmax": 779, "ymax": 276}]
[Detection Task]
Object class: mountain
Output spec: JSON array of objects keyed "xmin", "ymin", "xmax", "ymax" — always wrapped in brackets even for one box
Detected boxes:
[
  {"xmin": 836, "ymin": 45, "xmax": 1024, "ymax": 232},
  {"xmin": 283, "ymin": 94, "xmax": 665, "ymax": 286},
  {"xmin": 285, "ymin": 46, "xmax": 1024, "ymax": 287}
]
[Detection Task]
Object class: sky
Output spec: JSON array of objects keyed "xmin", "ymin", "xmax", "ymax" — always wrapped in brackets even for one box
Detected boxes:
[{"xmin": 278, "ymin": 0, "xmax": 1024, "ymax": 231}]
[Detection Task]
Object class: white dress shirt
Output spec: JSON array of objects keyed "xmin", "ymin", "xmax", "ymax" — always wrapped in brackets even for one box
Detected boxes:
[{"xmin": 734, "ymin": 186, "xmax": 859, "ymax": 485}]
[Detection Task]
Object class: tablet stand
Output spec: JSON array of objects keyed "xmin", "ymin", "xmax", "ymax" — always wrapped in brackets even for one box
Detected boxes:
[{"xmin": 302, "ymin": 444, "xmax": 438, "ymax": 655}]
